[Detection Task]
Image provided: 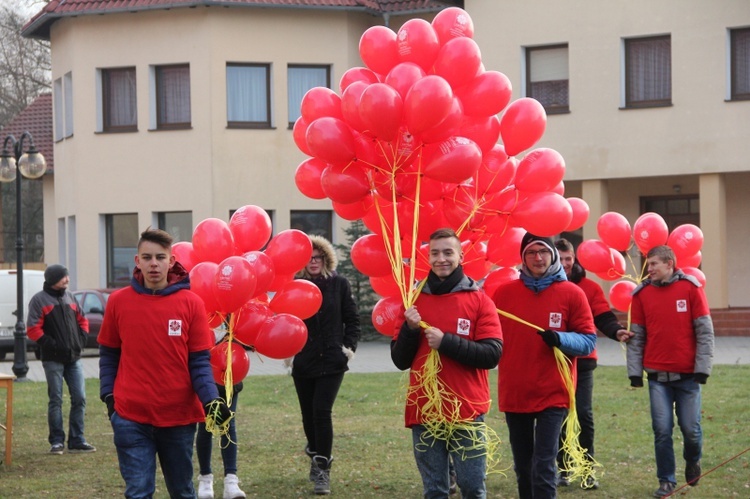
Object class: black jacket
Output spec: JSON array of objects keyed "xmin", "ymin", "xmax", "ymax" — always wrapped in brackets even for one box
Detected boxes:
[
  {"xmin": 27, "ymin": 284, "xmax": 89, "ymax": 364},
  {"xmin": 291, "ymin": 273, "xmax": 360, "ymax": 378}
]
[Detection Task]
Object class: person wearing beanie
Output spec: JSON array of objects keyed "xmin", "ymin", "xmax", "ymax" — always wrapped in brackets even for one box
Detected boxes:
[
  {"xmin": 26, "ymin": 264, "xmax": 96, "ymax": 455},
  {"xmin": 553, "ymin": 238, "xmax": 631, "ymax": 490},
  {"xmin": 391, "ymin": 228, "xmax": 503, "ymax": 498},
  {"xmin": 492, "ymin": 232, "xmax": 596, "ymax": 499}
]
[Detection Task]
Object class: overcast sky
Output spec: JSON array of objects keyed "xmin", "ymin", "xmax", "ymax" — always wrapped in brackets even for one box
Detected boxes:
[{"xmin": 1, "ymin": 0, "xmax": 43, "ymax": 19}]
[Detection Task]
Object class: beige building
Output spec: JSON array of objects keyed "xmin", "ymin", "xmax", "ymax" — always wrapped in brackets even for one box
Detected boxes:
[{"xmin": 22, "ymin": 1, "xmax": 750, "ymax": 322}]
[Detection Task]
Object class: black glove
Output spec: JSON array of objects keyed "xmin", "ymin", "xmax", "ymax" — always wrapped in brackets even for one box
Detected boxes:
[
  {"xmin": 205, "ymin": 399, "xmax": 232, "ymax": 425},
  {"xmin": 629, "ymin": 376, "xmax": 644, "ymax": 388},
  {"xmin": 103, "ymin": 394, "xmax": 115, "ymax": 419},
  {"xmin": 693, "ymin": 373, "xmax": 708, "ymax": 384},
  {"xmin": 538, "ymin": 329, "xmax": 561, "ymax": 348}
]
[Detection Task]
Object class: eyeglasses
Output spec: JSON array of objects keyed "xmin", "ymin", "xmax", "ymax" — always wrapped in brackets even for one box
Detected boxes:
[
  {"xmin": 310, "ymin": 255, "xmax": 323, "ymax": 262},
  {"xmin": 526, "ymin": 249, "xmax": 552, "ymax": 258}
]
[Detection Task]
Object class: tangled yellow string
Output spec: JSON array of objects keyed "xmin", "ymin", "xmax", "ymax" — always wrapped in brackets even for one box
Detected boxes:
[
  {"xmin": 496, "ymin": 308, "xmax": 601, "ymax": 485},
  {"xmin": 204, "ymin": 313, "xmax": 236, "ymax": 440}
]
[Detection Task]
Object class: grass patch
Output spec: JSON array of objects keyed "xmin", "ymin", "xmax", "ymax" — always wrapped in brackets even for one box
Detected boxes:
[{"xmin": 1, "ymin": 365, "xmax": 748, "ymax": 497}]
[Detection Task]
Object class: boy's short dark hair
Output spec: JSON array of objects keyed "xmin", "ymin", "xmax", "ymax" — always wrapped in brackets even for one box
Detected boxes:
[
  {"xmin": 429, "ymin": 228, "xmax": 459, "ymax": 242},
  {"xmin": 138, "ymin": 227, "xmax": 173, "ymax": 250},
  {"xmin": 555, "ymin": 238, "xmax": 575, "ymax": 253}
]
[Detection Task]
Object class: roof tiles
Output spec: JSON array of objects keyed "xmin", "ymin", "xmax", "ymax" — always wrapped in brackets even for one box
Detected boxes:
[{"xmin": 0, "ymin": 93, "xmax": 54, "ymax": 174}]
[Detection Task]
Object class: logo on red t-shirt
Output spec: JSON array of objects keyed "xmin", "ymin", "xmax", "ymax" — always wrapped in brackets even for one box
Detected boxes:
[
  {"xmin": 168, "ymin": 320, "xmax": 183, "ymax": 336},
  {"xmin": 549, "ymin": 313, "xmax": 562, "ymax": 328},
  {"xmin": 676, "ymin": 300, "xmax": 687, "ymax": 312},
  {"xmin": 457, "ymin": 318, "xmax": 470, "ymax": 336}
]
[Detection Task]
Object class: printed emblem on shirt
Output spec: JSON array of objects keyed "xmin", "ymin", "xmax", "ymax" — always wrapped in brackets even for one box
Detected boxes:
[
  {"xmin": 457, "ymin": 318, "xmax": 471, "ymax": 336},
  {"xmin": 549, "ymin": 313, "xmax": 562, "ymax": 329},
  {"xmin": 169, "ymin": 320, "xmax": 183, "ymax": 336},
  {"xmin": 676, "ymin": 299, "xmax": 687, "ymax": 312}
]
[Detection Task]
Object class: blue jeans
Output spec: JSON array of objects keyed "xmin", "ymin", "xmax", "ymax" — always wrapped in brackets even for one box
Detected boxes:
[
  {"xmin": 196, "ymin": 386, "xmax": 239, "ymax": 476},
  {"xmin": 42, "ymin": 360, "xmax": 86, "ymax": 447},
  {"xmin": 505, "ymin": 408, "xmax": 567, "ymax": 499},
  {"xmin": 411, "ymin": 416, "xmax": 487, "ymax": 499},
  {"xmin": 111, "ymin": 413, "xmax": 197, "ymax": 499},
  {"xmin": 558, "ymin": 368, "xmax": 595, "ymax": 470},
  {"xmin": 648, "ymin": 377, "xmax": 703, "ymax": 485}
]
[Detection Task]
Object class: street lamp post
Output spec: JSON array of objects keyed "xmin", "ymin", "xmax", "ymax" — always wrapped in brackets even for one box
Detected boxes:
[{"xmin": 0, "ymin": 131, "xmax": 47, "ymax": 380}]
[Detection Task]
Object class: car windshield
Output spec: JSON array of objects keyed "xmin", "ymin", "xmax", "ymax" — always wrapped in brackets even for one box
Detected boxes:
[{"xmin": 102, "ymin": 292, "xmax": 111, "ymax": 304}]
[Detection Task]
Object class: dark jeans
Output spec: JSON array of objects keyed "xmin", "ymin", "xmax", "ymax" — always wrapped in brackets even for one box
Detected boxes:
[
  {"xmin": 196, "ymin": 385, "xmax": 240, "ymax": 476},
  {"xmin": 293, "ymin": 372, "xmax": 344, "ymax": 459},
  {"xmin": 506, "ymin": 408, "xmax": 567, "ymax": 499},
  {"xmin": 558, "ymin": 368, "xmax": 595, "ymax": 471},
  {"xmin": 111, "ymin": 413, "xmax": 197, "ymax": 499},
  {"xmin": 42, "ymin": 359, "xmax": 86, "ymax": 447}
]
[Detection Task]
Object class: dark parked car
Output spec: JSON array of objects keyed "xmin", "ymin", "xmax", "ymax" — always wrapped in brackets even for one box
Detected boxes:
[{"xmin": 73, "ymin": 289, "xmax": 117, "ymax": 349}]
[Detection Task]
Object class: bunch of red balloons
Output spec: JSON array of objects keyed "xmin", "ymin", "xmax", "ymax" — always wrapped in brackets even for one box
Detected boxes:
[
  {"xmin": 171, "ymin": 205, "xmax": 322, "ymax": 383},
  {"xmin": 293, "ymin": 7, "xmax": 588, "ymax": 333},
  {"xmin": 577, "ymin": 211, "xmax": 705, "ymax": 312}
]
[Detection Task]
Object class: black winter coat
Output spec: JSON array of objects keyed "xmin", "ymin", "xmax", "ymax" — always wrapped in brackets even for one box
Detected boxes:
[{"xmin": 291, "ymin": 273, "xmax": 360, "ymax": 378}]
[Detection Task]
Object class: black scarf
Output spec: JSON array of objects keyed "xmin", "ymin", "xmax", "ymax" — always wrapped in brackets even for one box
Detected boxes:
[{"xmin": 426, "ymin": 266, "xmax": 465, "ymax": 296}]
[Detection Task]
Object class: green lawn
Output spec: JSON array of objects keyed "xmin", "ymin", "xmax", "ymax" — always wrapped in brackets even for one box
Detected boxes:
[{"xmin": 1, "ymin": 365, "xmax": 748, "ymax": 497}]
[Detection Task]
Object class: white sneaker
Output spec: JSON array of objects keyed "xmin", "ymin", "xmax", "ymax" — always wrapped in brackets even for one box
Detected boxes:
[
  {"xmin": 223, "ymin": 473, "xmax": 247, "ymax": 499},
  {"xmin": 198, "ymin": 473, "xmax": 214, "ymax": 499}
]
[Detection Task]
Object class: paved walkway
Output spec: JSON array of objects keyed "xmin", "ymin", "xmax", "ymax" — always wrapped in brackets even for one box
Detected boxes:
[{"xmin": 3, "ymin": 336, "xmax": 749, "ymax": 382}]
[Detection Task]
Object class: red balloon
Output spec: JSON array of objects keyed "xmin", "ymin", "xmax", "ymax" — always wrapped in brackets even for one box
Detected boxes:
[
  {"xmin": 486, "ymin": 228, "xmax": 525, "ymax": 267},
  {"xmin": 214, "ymin": 256, "xmax": 257, "ymax": 314},
  {"xmin": 255, "ymin": 314, "xmax": 308, "ymax": 359},
  {"xmin": 397, "ymin": 19, "xmax": 440, "ymax": 72},
  {"xmin": 264, "ymin": 229, "xmax": 313, "ymax": 275},
  {"xmin": 404, "ymin": 75, "xmax": 454, "ymax": 135},
  {"xmin": 482, "ymin": 266, "xmax": 519, "ymax": 298},
  {"xmin": 565, "ymin": 197, "xmax": 590, "ymax": 231},
  {"xmin": 370, "ymin": 273, "xmax": 401, "ymax": 298},
  {"xmin": 294, "ymin": 158, "xmax": 328, "ymax": 200},
  {"xmin": 510, "ymin": 191, "xmax": 573, "ymax": 237},
  {"xmin": 434, "ymin": 37, "xmax": 482, "ymax": 88},
  {"xmin": 475, "ymin": 145, "xmax": 515, "ymax": 196},
  {"xmin": 455, "ymin": 70, "xmax": 512, "ymax": 117},
  {"xmin": 667, "ymin": 224, "xmax": 704, "ymax": 261},
  {"xmin": 597, "ymin": 212, "xmax": 632, "ymax": 251},
  {"xmin": 515, "ymin": 148, "xmax": 566, "ymax": 193},
  {"xmin": 321, "ymin": 162, "xmax": 370, "ymax": 204},
  {"xmin": 385, "ymin": 62, "xmax": 426, "ymax": 101},
  {"xmin": 372, "ymin": 296, "xmax": 405, "ymax": 336},
  {"xmin": 193, "ymin": 218, "xmax": 235, "ymax": 264},
  {"xmin": 241, "ymin": 251, "xmax": 275, "ymax": 298},
  {"xmin": 359, "ymin": 25, "xmax": 399, "ymax": 75},
  {"xmin": 461, "ymin": 240, "xmax": 491, "ymax": 281},
  {"xmin": 267, "ymin": 272, "xmax": 295, "ymax": 293},
  {"xmin": 442, "ymin": 183, "xmax": 481, "ymax": 230},
  {"xmin": 210, "ymin": 341, "xmax": 250, "ymax": 385},
  {"xmin": 292, "ymin": 117, "xmax": 313, "ymax": 156},
  {"xmin": 172, "ymin": 242, "xmax": 197, "ymax": 272},
  {"xmin": 351, "ymin": 234, "xmax": 392, "ymax": 277},
  {"xmin": 500, "ymin": 98, "xmax": 547, "ymax": 156},
  {"xmin": 432, "ymin": 6, "xmax": 474, "ymax": 45},
  {"xmin": 597, "ymin": 249, "xmax": 627, "ymax": 281},
  {"xmin": 359, "ymin": 83, "xmax": 404, "ymax": 141},
  {"xmin": 269, "ymin": 279, "xmax": 323, "ymax": 320},
  {"xmin": 576, "ymin": 240, "xmax": 615, "ymax": 273},
  {"xmin": 300, "ymin": 87, "xmax": 342, "ymax": 123},
  {"xmin": 682, "ymin": 267, "xmax": 706, "ymax": 287},
  {"xmin": 633, "ymin": 212, "xmax": 669, "ymax": 255},
  {"xmin": 419, "ymin": 97, "xmax": 464, "ymax": 144},
  {"xmin": 229, "ymin": 205, "xmax": 272, "ymax": 253},
  {"xmin": 189, "ymin": 261, "xmax": 221, "ymax": 315},
  {"xmin": 681, "ymin": 250, "xmax": 702, "ymax": 268},
  {"xmin": 340, "ymin": 81, "xmax": 369, "ymax": 133},
  {"xmin": 339, "ymin": 66, "xmax": 379, "ymax": 93},
  {"xmin": 458, "ymin": 115, "xmax": 501, "ymax": 154},
  {"xmin": 305, "ymin": 117, "xmax": 356, "ymax": 164},
  {"xmin": 423, "ymin": 136, "xmax": 482, "ymax": 184},
  {"xmin": 332, "ymin": 194, "xmax": 374, "ymax": 221},
  {"xmin": 609, "ymin": 280, "xmax": 637, "ymax": 312},
  {"xmin": 233, "ymin": 301, "xmax": 273, "ymax": 347}
]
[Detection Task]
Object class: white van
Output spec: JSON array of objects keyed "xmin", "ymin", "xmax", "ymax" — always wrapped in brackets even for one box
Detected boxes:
[{"xmin": 0, "ymin": 269, "xmax": 46, "ymax": 360}]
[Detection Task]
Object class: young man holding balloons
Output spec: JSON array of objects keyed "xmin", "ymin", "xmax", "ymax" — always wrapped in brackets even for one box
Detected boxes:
[
  {"xmin": 553, "ymin": 238, "xmax": 631, "ymax": 490},
  {"xmin": 626, "ymin": 245, "xmax": 714, "ymax": 498},
  {"xmin": 98, "ymin": 228, "xmax": 231, "ymax": 498}
]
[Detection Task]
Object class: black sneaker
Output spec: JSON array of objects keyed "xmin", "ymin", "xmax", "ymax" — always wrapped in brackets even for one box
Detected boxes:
[
  {"xmin": 69, "ymin": 442, "xmax": 96, "ymax": 453},
  {"xmin": 685, "ymin": 460, "xmax": 701, "ymax": 486},
  {"xmin": 49, "ymin": 443, "xmax": 64, "ymax": 455},
  {"xmin": 582, "ymin": 475, "xmax": 599, "ymax": 490},
  {"xmin": 557, "ymin": 473, "xmax": 570, "ymax": 487},
  {"xmin": 653, "ymin": 481, "xmax": 675, "ymax": 497},
  {"xmin": 449, "ymin": 468, "xmax": 457, "ymax": 495}
]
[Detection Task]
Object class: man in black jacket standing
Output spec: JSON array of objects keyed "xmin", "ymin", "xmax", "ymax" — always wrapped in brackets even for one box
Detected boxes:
[{"xmin": 27, "ymin": 264, "xmax": 95, "ymax": 455}]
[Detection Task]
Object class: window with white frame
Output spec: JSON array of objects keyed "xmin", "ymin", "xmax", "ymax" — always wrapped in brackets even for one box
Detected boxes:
[
  {"xmin": 730, "ymin": 27, "xmax": 750, "ymax": 101},
  {"xmin": 155, "ymin": 64, "xmax": 191, "ymax": 129},
  {"xmin": 53, "ymin": 73, "xmax": 75, "ymax": 140},
  {"xmin": 624, "ymin": 35, "xmax": 671, "ymax": 108},
  {"xmin": 53, "ymin": 77, "xmax": 63, "ymax": 141},
  {"xmin": 64, "ymin": 72, "xmax": 74, "ymax": 137},
  {"xmin": 157, "ymin": 211, "xmax": 192, "ymax": 242},
  {"xmin": 526, "ymin": 44, "xmax": 569, "ymax": 113},
  {"xmin": 226, "ymin": 63, "xmax": 271, "ymax": 128},
  {"xmin": 105, "ymin": 213, "xmax": 139, "ymax": 288},
  {"xmin": 102, "ymin": 67, "xmax": 137, "ymax": 132},
  {"xmin": 288, "ymin": 65, "xmax": 330, "ymax": 126}
]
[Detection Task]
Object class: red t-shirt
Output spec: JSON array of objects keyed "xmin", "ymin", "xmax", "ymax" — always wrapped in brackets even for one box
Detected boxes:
[
  {"xmin": 392, "ymin": 290, "xmax": 503, "ymax": 427},
  {"xmin": 630, "ymin": 279, "xmax": 710, "ymax": 373},
  {"xmin": 575, "ymin": 277, "xmax": 613, "ymax": 362},
  {"xmin": 493, "ymin": 279, "xmax": 594, "ymax": 413},
  {"xmin": 98, "ymin": 287, "xmax": 214, "ymax": 426}
]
